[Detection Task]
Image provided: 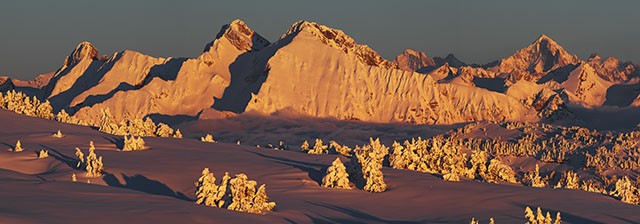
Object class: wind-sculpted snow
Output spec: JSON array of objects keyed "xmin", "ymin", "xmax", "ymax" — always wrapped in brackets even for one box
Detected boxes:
[{"xmin": 245, "ymin": 27, "xmax": 536, "ymax": 124}]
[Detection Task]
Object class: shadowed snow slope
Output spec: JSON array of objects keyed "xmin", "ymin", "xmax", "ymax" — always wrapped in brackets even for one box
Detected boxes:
[{"xmin": 0, "ymin": 109, "xmax": 639, "ymax": 223}]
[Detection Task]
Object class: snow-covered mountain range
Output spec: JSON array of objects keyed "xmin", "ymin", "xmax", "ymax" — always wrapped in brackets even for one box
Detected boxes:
[{"xmin": 2, "ymin": 19, "xmax": 639, "ymax": 127}]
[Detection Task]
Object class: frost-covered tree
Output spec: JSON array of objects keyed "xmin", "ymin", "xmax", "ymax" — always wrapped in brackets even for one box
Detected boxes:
[
  {"xmin": 173, "ymin": 129, "xmax": 183, "ymax": 138},
  {"xmin": 195, "ymin": 168, "xmax": 221, "ymax": 207},
  {"xmin": 484, "ymin": 158, "xmax": 517, "ymax": 183},
  {"xmin": 77, "ymin": 141, "xmax": 104, "ymax": 177},
  {"xmin": 122, "ymin": 136, "xmax": 146, "ymax": 151},
  {"xmin": 201, "ymin": 134, "xmax": 216, "ymax": 143},
  {"xmin": 72, "ymin": 173, "xmax": 77, "ymax": 182},
  {"xmin": 52, "ymin": 130, "xmax": 64, "ymax": 138},
  {"xmin": 610, "ymin": 176, "xmax": 639, "ymax": 205},
  {"xmin": 524, "ymin": 206, "xmax": 561, "ymax": 224},
  {"xmin": 555, "ymin": 170, "xmax": 579, "ymax": 189},
  {"xmin": 195, "ymin": 170, "xmax": 275, "ymax": 214},
  {"xmin": 56, "ymin": 109, "xmax": 71, "ymax": 123},
  {"xmin": 322, "ymin": 158, "xmax": 351, "ymax": 189},
  {"xmin": 250, "ymin": 184, "xmax": 276, "ymax": 214},
  {"xmin": 155, "ymin": 123, "xmax": 175, "ymax": 137},
  {"xmin": 300, "ymin": 140, "xmax": 310, "ymax": 152},
  {"xmin": 329, "ymin": 140, "xmax": 352, "ymax": 156},
  {"xmin": 228, "ymin": 173, "xmax": 257, "ymax": 212},
  {"xmin": 466, "ymin": 150, "xmax": 489, "ymax": 180},
  {"xmin": 13, "ymin": 140, "xmax": 24, "ymax": 152},
  {"xmin": 307, "ymin": 139, "xmax": 328, "ymax": 154},
  {"xmin": 37, "ymin": 149, "xmax": 49, "ymax": 158},
  {"xmin": 351, "ymin": 138, "xmax": 388, "ymax": 192},
  {"xmin": 524, "ymin": 164, "xmax": 547, "ymax": 188}
]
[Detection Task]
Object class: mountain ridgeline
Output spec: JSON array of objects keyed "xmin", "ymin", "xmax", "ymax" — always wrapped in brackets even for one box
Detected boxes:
[{"xmin": 5, "ymin": 19, "xmax": 640, "ymax": 127}]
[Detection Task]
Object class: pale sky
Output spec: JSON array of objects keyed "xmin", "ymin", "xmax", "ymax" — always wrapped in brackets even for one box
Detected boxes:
[{"xmin": 1, "ymin": 0, "xmax": 639, "ymax": 79}]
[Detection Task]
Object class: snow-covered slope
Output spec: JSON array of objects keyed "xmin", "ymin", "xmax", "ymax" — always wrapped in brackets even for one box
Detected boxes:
[
  {"xmin": 492, "ymin": 34, "xmax": 580, "ymax": 75},
  {"xmin": 244, "ymin": 21, "xmax": 536, "ymax": 124}
]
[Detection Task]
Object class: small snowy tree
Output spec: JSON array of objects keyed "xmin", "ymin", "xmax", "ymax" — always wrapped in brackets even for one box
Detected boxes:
[
  {"xmin": 300, "ymin": 140, "xmax": 310, "ymax": 152},
  {"xmin": 307, "ymin": 138, "xmax": 328, "ymax": 154},
  {"xmin": 250, "ymin": 184, "xmax": 276, "ymax": 214},
  {"xmin": 524, "ymin": 206, "xmax": 561, "ymax": 224},
  {"xmin": 195, "ymin": 168, "xmax": 221, "ymax": 207},
  {"xmin": 56, "ymin": 109, "xmax": 71, "ymax": 123},
  {"xmin": 52, "ymin": 130, "xmax": 64, "ymax": 138},
  {"xmin": 201, "ymin": 134, "xmax": 216, "ymax": 143},
  {"xmin": 37, "ymin": 149, "xmax": 49, "ymax": 158},
  {"xmin": 13, "ymin": 140, "xmax": 24, "ymax": 152},
  {"xmin": 155, "ymin": 123, "xmax": 174, "ymax": 137},
  {"xmin": 554, "ymin": 170, "xmax": 579, "ymax": 189},
  {"xmin": 173, "ymin": 129, "xmax": 183, "ymax": 138},
  {"xmin": 322, "ymin": 158, "xmax": 351, "ymax": 189},
  {"xmin": 84, "ymin": 141, "xmax": 104, "ymax": 177},
  {"xmin": 525, "ymin": 164, "xmax": 547, "ymax": 188},
  {"xmin": 329, "ymin": 140, "xmax": 352, "ymax": 156},
  {"xmin": 484, "ymin": 158, "xmax": 517, "ymax": 183}
]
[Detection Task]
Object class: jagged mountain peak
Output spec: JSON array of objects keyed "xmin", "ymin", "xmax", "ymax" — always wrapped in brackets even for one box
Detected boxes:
[
  {"xmin": 496, "ymin": 34, "xmax": 579, "ymax": 74},
  {"xmin": 434, "ymin": 54, "xmax": 467, "ymax": 68},
  {"xmin": 63, "ymin": 41, "xmax": 99, "ymax": 67},
  {"xmin": 394, "ymin": 49, "xmax": 435, "ymax": 71},
  {"xmin": 284, "ymin": 20, "xmax": 397, "ymax": 69},
  {"xmin": 205, "ymin": 19, "xmax": 270, "ymax": 53}
]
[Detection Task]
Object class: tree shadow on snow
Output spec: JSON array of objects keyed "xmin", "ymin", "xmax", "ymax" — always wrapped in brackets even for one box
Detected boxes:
[
  {"xmin": 40, "ymin": 144, "xmax": 82, "ymax": 170},
  {"xmin": 103, "ymin": 172, "xmax": 191, "ymax": 201},
  {"xmin": 103, "ymin": 136, "xmax": 124, "ymax": 150},
  {"xmin": 242, "ymin": 149, "xmax": 326, "ymax": 186},
  {"xmin": 306, "ymin": 201, "xmax": 425, "ymax": 224}
]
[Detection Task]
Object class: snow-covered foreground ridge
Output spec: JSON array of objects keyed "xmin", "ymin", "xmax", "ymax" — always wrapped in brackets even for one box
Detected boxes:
[
  {"xmin": 1, "ymin": 106, "xmax": 640, "ymax": 223},
  {"xmin": 1, "ymin": 19, "xmax": 638, "ymax": 127}
]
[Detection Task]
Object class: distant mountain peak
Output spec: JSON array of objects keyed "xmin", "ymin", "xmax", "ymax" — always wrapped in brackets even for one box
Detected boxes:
[
  {"xmin": 497, "ymin": 34, "xmax": 579, "ymax": 74},
  {"xmin": 205, "ymin": 19, "xmax": 270, "ymax": 53},
  {"xmin": 64, "ymin": 41, "xmax": 99, "ymax": 67},
  {"xmin": 394, "ymin": 49, "xmax": 435, "ymax": 71},
  {"xmin": 284, "ymin": 20, "xmax": 397, "ymax": 69},
  {"xmin": 434, "ymin": 54, "xmax": 467, "ymax": 68}
]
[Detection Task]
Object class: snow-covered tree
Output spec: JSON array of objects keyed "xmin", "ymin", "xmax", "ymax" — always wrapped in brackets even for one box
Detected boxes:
[
  {"xmin": 555, "ymin": 170, "xmax": 579, "ymax": 189},
  {"xmin": 52, "ymin": 130, "xmax": 64, "ymax": 138},
  {"xmin": 250, "ymin": 184, "xmax": 276, "ymax": 214},
  {"xmin": 77, "ymin": 141, "xmax": 104, "ymax": 177},
  {"xmin": 524, "ymin": 164, "xmax": 547, "ymax": 188},
  {"xmin": 610, "ymin": 176, "xmax": 639, "ymax": 205},
  {"xmin": 195, "ymin": 168, "xmax": 221, "ymax": 207},
  {"xmin": 307, "ymin": 139, "xmax": 328, "ymax": 154},
  {"xmin": 228, "ymin": 173, "xmax": 257, "ymax": 212},
  {"xmin": 300, "ymin": 140, "xmax": 310, "ymax": 152},
  {"xmin": 173, "ymin": 129, "xmax": 183, "ymax": 139},
  {"xmin": 56, "ymin": 109, "xmax": 71, "ymax": 123},
  {"xmin": 122, "ymin": 136, "xmax": 146, "ymax": 151},
  {"xmin": 351, "ymin": 138, "xmax": 388, "ymax": 193},
  {"xmin": 524, "ymin": 206, "xmax": 561, "ymax": 224},
  {"xmin": 322, "ymin": 158, "xmax": 351, "ymax": 189},
  {"xmin": 13, "ymin": 140, "xmax": 24, "ymax": 152},
  {"xmin": 37, "ymin": 149, "xmax": 49, "ymax": 158},
  {"xmin": 484, "ymin": 158, "xmax": 517, "ymax": 183},
  {"xmin": 155, "ymin": 123, "xmax": 175, "ymax": 137},
  {"xmin": 329, "ymin": 140, "xmax": 352, "ymax": 156},
  {"xmin": 201, "ymin": 134, "xmax": 216, "ymax": 143}
]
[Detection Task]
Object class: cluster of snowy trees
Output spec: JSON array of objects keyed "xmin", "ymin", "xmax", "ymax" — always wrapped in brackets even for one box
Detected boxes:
[
  {"xmin": 98, "ymin": 108, "xmax": 182, "ymax": 138},
  {"xmin": 469, "ymin": 206, "xmax": 561, "ymax": 224},
  {"xmin": 200, "ymin": 134, "xmax": 216, "ymax": 143},
  {"xmin": 0, "ymin": 90, "xmax": 54, "ymax": 120},
  {"xmin": 122, "ymin": 136, "xmax": 146, "ymax": 151},
  {"xmin": 75, "ymin": 141, "xmax": 104, "ymax": 177},
  {"xmin": 195, "ymin": 168, "xmax": 276, "ymax": 214},
  {"xmin": 524, "ymin": 206, "xmax": 562, "ymax": 224},
  {"xmin": 389, "ymin": 136, "xmax": 516, "ymax": 183},
  {"xmin": 37, "ymin": 149, "xmax": 49, "ymax": 158},
  {"xmin": 319, "ymin": 138, "xmax": 387, "ymax": 192}
]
